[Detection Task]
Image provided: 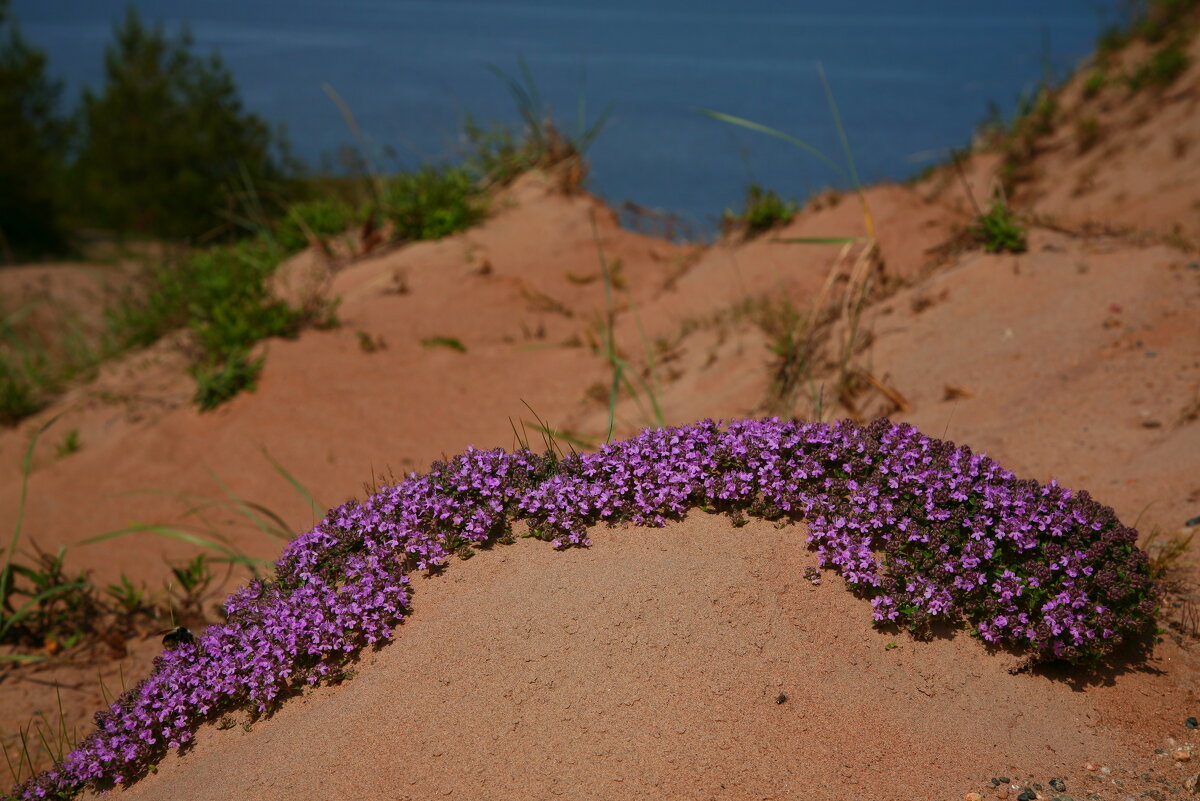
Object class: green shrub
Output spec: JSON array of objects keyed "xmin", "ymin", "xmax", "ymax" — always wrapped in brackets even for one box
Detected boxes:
[
  {"xmin": 1126, "ymin": 40, "xmax": 1191, "ymax": 91},
  {"xmin": 74, "ymin": 7, "xmax": 289, "ymax": 241},
  {"xmin": 1083, "ymin": 71, "xmax": 1107, "ymax": 99},
  {"xmin": 970, "ymin": 200, "xmax": 1027, "ymax": 254},
  {"xmin": 382, "ymin": 165, "xmax": 483, "ymax": 241},
  {"xmin": 0, "ymin": 0, "xmax": 70, "ymax": 259},
  {"xmin": 191, "ymin": 350, "xmax": 264, "ymax": 411},
  {"xmin": 104, "ymin": 237, "xmax": 330, "ymax": 410},
  {"xmin": 723, "ymin": 184, "xmax": 797, "ymax": 237},
  {"xmin": 274, "ymin": 197, "xmax": 358, "ymax": 252}
]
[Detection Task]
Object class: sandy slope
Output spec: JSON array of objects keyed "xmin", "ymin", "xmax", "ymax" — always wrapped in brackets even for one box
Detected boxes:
[{"xmin": 3, "ymin": 30, "xmax": 1200, "ymax": 798}]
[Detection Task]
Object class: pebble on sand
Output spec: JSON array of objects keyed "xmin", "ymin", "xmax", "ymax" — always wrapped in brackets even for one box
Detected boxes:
[{"xmin": 1174, "ymin": 748, "xmax": 1194, "ymax": 762}]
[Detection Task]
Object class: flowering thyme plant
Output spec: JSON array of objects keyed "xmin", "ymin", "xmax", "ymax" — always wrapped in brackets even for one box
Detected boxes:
[{"xmin": 10, "ymin": 418, "xmax": 1156, "ymax": 800}]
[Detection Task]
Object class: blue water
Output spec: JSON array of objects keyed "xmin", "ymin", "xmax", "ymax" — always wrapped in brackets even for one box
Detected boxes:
[{"xmin": 13, "ymin": 1, "xmax": 1118, "ymax": 236}]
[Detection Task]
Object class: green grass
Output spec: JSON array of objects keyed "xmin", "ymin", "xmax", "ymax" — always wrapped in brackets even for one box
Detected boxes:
[
  {"xmin": 274, "ymin": 197, "xmax": 360, "ymax": 252},
  {"xmin": 722, "ymin": 184, "xmax": 798, "ymax": 237},
  {"xmin": 970, "ymin": 199, "xmax": 1028, "ymax": 254},
  {"xmin": 467, "ymin": 57, "xmax": 612, "ymax": 192},
  {"xmin": 699, "ymin": 62, "xmax": 875, "ymax": 245},
  {"xmin": 54, "ymin": 429, "xmax": 81, "ymax": 458},
  {"xmin": 420, "ymin": 336, "xmax": 467, "ymax": 353},
  {"xmin": 1126, "ymin": 40, "xmax": 1191, "ymax": 91},
  {"xmin": 382, "ymin": 165, "xmax": 485, "ymax": 242},
  {"xmin": 1, "ymin": 415, "xmax": 95, "ymax": 658},
  {"xmin": 1, "ymin": 298, "xmax": 103, "ymax": 427},
  {"xmin": 1083, "ymin": 71, "xmax": 1108, "ymax": 99},
  {"xmin": 2, "ymin": 62, "xmax": 606, "ymax": 423},
  {"xmin": 587, "ymin": 212, "xmax": 665, "ymax": 442}
]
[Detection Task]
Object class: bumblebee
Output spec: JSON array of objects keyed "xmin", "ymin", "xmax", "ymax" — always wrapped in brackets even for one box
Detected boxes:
[{"xmin": 158, "ymin": 626, "xmax": 196, "ymax": 649}]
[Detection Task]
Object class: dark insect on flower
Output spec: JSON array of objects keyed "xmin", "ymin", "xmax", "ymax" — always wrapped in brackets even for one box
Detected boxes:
[{"xmin": 159, "ymin": 627, "xmax": 195, "ymax": 649}]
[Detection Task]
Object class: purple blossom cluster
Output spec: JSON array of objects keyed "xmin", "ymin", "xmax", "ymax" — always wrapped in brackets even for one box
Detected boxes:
[{"xmin": 10, "ymin": 418, "xmax": 1157, "ymax": 800}]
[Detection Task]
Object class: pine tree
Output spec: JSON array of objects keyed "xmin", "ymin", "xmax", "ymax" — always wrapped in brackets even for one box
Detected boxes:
[
  {"xmin": 75, "ymin": 6, "xmax": 289, "ymax": 240},
  {"xmin": 0, "ymin": 0, "xmax": 70, "ymax": 260}
]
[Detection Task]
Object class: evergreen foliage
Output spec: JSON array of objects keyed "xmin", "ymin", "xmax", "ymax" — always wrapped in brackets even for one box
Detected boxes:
[
  {"xmin": 73, "ymin": 7, "xmax": 289, "ymax": 240},
  {"xmin": 0, "ymin": 0, "xmax": 70, "ymax": 260}
]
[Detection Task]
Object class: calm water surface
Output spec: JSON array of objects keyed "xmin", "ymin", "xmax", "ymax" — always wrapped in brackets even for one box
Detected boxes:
[{"xmin": 14, "ymin": 1, "xmax": 1119, "ymax": 235}]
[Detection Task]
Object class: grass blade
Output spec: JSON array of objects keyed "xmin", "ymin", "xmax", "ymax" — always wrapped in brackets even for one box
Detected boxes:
[
  {"xmin": 3, "ymin": 413, "xmax": 64, "ymax": 618},
  {"xmin": 260, "ymin": 447, "xmax": 325, "ymax": 519},
  {"xmin": 79, "ymin": 524, "xmax": 260, "ymax": 568},
  {"xmin": 816, "ymin": 62, "xmax": 876, "ymax": 240},
  {"xmin": 0, "ymin": 581, "xmax": 88, "ymax": 641},
  {"xmin": 771, "ymin": 236, "xmax": 862, "ymax": 245},
  {"xmin": 696, "ymin": 109, "xmax": 847, "ymax": 181}
]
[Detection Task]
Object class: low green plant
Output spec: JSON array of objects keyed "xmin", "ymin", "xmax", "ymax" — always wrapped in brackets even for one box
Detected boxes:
[
  {"xmin": 723, "ymin": 183, "xmax": 797, "ymax": 237},
  {"xmin": 273, "ymin": 197, "xmax": 358, "ymax": 252},
  {"xmin": 469, "ymin": 57, "xmax": 612, "ymax": 192},
  {"xmin": 191, "ymin": 350, "xmax": 264, "ymax": 411},
  {"xmin": 1144, "ymin": 526, "xmax": 1194, "ymax": 579},
  {"xmin": 105, "ymin": 574, "xmax": 152, "ymax": 618},
  {"xmin": 0, "ymin": 359, "xmax": 39, "ymax": 425},
  {"xmin": 165, "ymin": 553, "xmax": 212, "ymax": 623},
  {"xmin": 700, "ymin": 62, "xmax": 876, "ymax": 245},
  {"xmin": 420, "ymin": 335, "xmax": 467, "ymax": 353},
  {"xmin": 54, "ymin": 428, "xmax": 80, "ymax": 457},
  {"xmin": 1126, "ymin": 40, "xmax": 1191, "ymax": 91},
  {"xmin": 587, "ymin": 212, "xmax": 664, "ymax": 442},
  {"xmin": 2, "ymin": 685, "xmax": 77, "ymax": 790},
  {"xmin": 1083, "ymin": 71, "xmax": 1108, "ymax": 99},
  {"xmin": 382, "ymin": 165, "xmax": 483, "ymax": 242},
  {"xmin": 0, "ymin": 420, "xmax": 114, "ymax": 655},
  {"xmin": 969, "ymin": 199, "xmax": 1027, "ymax": 254},
  {"xmin": 104, "ymin": 236, "xmax": 334, "ymax": 411},
  {"xmin": 2, "ymin": 299, "xmax": 102, "ymax": 427}
]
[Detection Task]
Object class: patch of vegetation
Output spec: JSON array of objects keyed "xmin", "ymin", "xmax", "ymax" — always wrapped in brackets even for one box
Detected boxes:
[
  {"xmin": 1126, "ymin": 40, "xmax": 1191, "ymax": 91},
  {"xmin": 1096, "ymin": 0, "xmax": 1200, "ymax": 59},
  {"xmin": 11, "ymin": 418, "xmax": 1162, "ymax": 798},
  {"xmin": 722, "ymin": 183, "xmax": 798, "ymax": 237},
  {"xmin": 465, "ymin": 57, "xmax": 611, "ymax": 193},
  {"xmin": 382, "ymin": 165, "xmax": 484, "ymax": 242},
  {"xmin": 1, "ymin": 296, "xmax": 102, "ymax": 426},
  {"xmin": 104, "ymin": 236, "xmax": 334, "ymax": 411},
  {"xmin": 969, "ymin": 199, "xmax": 1028, "ymax": 254},
  {"xmin": 420, "ymin": 336, "xmax": 467, "ymax": 353},
  {"xmin": 1082, "ymin": 71, "xmax": 1108, "ymax": 99},
  {"xmin": 273, "ymin": 197, "xmax": 359, "ymax": 253},
  {"xmin": 191, "ymin": 350, "xmax": 264, "ymax": 411},
  {"xmin": 54, "ymin": 429, "xmax": 81, "ymax": 458}
]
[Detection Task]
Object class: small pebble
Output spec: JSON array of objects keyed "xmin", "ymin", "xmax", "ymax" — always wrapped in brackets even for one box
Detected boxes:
[
  {"xmin": 1186, "ymin": 717, "xmax": 1198, "ymax": 730},
  {"xmin": 1016, "ymin": 790, "xmax": 1036, "ymax": 801},
  {"xmin": 1051, "ymin": 779, "xmax": 1067, "ymax": 792},
  {"xmin": 1086, "ymin": 763, "xmax": 1100, "ymax": 772},
  {"xmin": 1173, "ymin": 749, "xmax": 1193, "ymax": 762},
  {"xmin": 965, "ymin": 793, "xmax": 983, "ymax": 801},
  {"xmin": 1142, "ymin": 420, "xmax": 1163, "ymax": 429}
]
